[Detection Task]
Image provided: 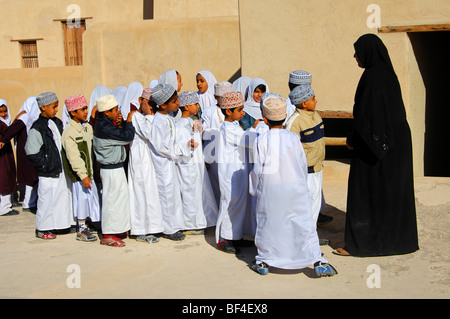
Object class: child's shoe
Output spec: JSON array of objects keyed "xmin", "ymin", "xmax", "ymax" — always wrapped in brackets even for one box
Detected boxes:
[
  {"xmin": 136, "ymin": 234, "xmax": 159, "ymax": 244},
  {"xmin": 35, "ymin": 230, "xmax": 56, "ymax": 240},
  {"xmin": 314, "ymin": 261, "xmax": 338, "ymax": 277},
  {"xmin": 217, "ymin": 240, "xmax": 236, "ymax": 254},
  {"xmin": 251, "ymin": 261, "xmax": 270, "ymax": 275},
  {"xmin": 76, "ymin": 228, "xmax": 98, "ymax": 242},
  {"xmin": 100, "ymin": 234, "xmax": 125, "ymax": 247},
  {"xmin": 162, "ymin": 231, "xmax": 186, "ymax": 241}
]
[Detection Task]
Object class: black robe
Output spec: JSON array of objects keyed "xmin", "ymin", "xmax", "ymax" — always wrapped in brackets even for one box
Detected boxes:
[{"xmin": 345, "ymin": 34, "xmax": 419, "ymax": 257}]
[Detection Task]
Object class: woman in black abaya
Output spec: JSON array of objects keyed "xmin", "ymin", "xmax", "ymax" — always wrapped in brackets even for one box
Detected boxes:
[{"xmin": 334, "ymin": 34, "xmax": 419, "ymax": 257}]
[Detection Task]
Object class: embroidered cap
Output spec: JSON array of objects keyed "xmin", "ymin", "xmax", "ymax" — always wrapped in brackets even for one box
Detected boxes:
[
  {"xmin": 141, "ymin": 88, "xmax": 152, "ymax": 100},
  {"xmin": 36, "ymin": 92, "xmax": 58, "ymax": 107},
  {"xmin": 261, "ymin": 93, "xmax": 287, "ymax": 121},
  {"xmin": 65, "ymin": 94, "xmax": 88, "ymax": 112},
  {"xmin": 219, "ymin": 91, "xmax": 244, "ymax": 109},
  {"xmin": 214, "ymin": 81, "xmax": 233, "ymax": 97},
  {"xmin": 96, "ymin": 94, "xmax": 119, "ymax": 112},
  {"xmin": 289, "ymin": 70, "xmax": 312, "ymax": 85},
  {"xmin": 178, "ymin": 91, "xmax": 199, "ymax": 107},
  {"xmin": 151, "ymin": 83, "xmax": 176, "ymax": 106},
  {"xmin": 289, "ymin": 85, "xmax": 315, "ymax": 105}
]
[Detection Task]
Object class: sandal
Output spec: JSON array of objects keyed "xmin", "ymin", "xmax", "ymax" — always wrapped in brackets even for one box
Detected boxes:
[
  {"xmin": 217, "ymin": 240, "xmax": 236, "ymax": 254},
  {"xmin": 136, "ymin": 235, "xmax": 159, "ymax": 244},
  {"xmin": 100, "ymin": 235, "xmax": 125, "ymax": 247},
  {"xmin": 314, "ymin": 261, "xmax": 338, "ymax": 277},
  {"xmin": 35, "ymin": 230, "xmax": 56, "ymax": 240},
  {"xmin": 251, "ymin": 261, "xmax": 270, "ymax": 275},
  {"xmin": 332, "ymin": 247, "xmax": 351, "ymax": 256},
  {"xmin": 162, "ymin": 231, "xmax": 186, "ymax": 241}
]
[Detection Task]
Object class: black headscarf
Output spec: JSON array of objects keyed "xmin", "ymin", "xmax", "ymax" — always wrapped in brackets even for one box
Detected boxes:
[
  {"xmin": 353, "ymin": 33, "xmax": 395, "ymax": 74},
  {"xmin": 350, "ymin": 34, "xmax": 406, "ymax": 161}
]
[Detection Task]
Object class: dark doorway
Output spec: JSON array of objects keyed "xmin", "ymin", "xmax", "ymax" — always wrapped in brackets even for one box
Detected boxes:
[{"xmin": 408, "ymin": 31, "xmax": 450, "ymax": 177}]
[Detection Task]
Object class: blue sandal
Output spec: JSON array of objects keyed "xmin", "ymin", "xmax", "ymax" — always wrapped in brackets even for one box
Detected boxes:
[
  {"xmin": 314, "ymin": 261, "xmax": 338, "ymax": 277},
  {"xmin": 251, "ymin": 261, "xmax": 270, "ymax": 275}
]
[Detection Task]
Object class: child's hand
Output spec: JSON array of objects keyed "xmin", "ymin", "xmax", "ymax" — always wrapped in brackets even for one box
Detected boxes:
[
  {"xmin": 91, "ymin": 105, "xmax": 98, "ymax": 118},
  {"xmin": 116, "ymin": 113, "xmax": 123, "ymax": 126},
  {"xmin": 15, "ymin": 110, "xmax": 27, "ymax": 121},
  {"xmin": 193, "ymin": 119, "xmax": 203, "ymax": 132},
  {"xmin": 126, "ymin": 110, "xmax": 136, "ymax": 122},
  {"xmin": 0, "ymin": 142, "xmax": 4, "ymax": 149},
  {"xmin": 190, "ymin": 139, "xmax": 199, "ymax": 148},
  {"xmin": 82, "ymin": 177, "xmax": 92, "ymax": 189},
  {"xmin": 252, "ymin": 119, "xmax": 260, "ymax": 128}
]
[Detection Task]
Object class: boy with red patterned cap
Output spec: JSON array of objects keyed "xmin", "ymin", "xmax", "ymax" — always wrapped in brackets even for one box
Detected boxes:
[
  {"xmin": 215, "ymin": 91, "xmax": 258, "ymax": 253},
  {"xmin": 62, "ymin": 94, "xmax": 100, "ymax": 242}
]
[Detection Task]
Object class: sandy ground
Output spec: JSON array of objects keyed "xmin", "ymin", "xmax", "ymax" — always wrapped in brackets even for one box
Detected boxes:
[{"xmin": 0, "ymin": 160, "xmax": 448, "ymax": 303}]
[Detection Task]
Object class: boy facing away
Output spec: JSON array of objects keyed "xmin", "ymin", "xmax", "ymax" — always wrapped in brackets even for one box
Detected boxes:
[
  {"xmin": 61, "ymin": 94, "xmax": 100, "ymax": 242},
  {"xmin": 249, "ymin": 93, "xmax": 337, "ymax": 277},
  {"xmin": 93, "ymin": 94, "xmax": 136, "ymax": 247},
  {"xmin": 25, "ymin": 92, "xmax": 73, "ymax": 239}
]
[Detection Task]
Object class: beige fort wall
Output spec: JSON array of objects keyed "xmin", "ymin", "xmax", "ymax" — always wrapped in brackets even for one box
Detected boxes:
[
  {"xmin": 81, "ymin": 16, "xmax": 241, "ymax": 98},
  {"xmin": 0, "ymin": 0, "xmax": 239, "ymax": 119},
  {"xmin": 238, "ymin": 0, "xmax": 450, "ymax": 176}
]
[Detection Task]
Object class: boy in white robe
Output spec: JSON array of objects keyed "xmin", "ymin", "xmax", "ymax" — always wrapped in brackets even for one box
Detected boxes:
[
  {"xmin": 150, "ymin": 84, "xmax": 192, "ymax": 241},
  {"xmin": 215, "ymin": 91, "xmax": 258, "ymax": 254},
  {"xmin": 93, "ymin": 94, "xmax": 136, "ymax": 247},
  {"xmin": 128, "ymin": 88, "xmax": 163, "ymax": 244},
  {"xmin": 25, "ymin": 92, "xmax": 73, "ymax": 239},
  {"xmin": 176, "ymin": 91, "xmax": 218, "ymax": 234},
  {"xmin": 61, "ymin": 94, "xmax": 100, "ymax": 242},
  {"xmin": 201, "ymin": 82, "xmax": 231, "ymax": 206},
  {"xmin": 249, "ymin": 93, "xmax": 337, "ymax": 276}
]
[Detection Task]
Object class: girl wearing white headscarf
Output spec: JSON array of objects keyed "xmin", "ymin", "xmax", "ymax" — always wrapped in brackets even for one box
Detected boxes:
[
  {"xmin": 241, "ymin": 78, "xmax": 269, "ymax": 131},
  {"xmin": 120, "ymin": 82, "xmax": 143, "ymax": 119},
  {"xmin": 232, "ymin": 76, "xmax": 252, "ymax": 101},
  {"xmin": 196, "ymin": 70, "xmax": 217, "ymax": 114},
  {"xmin": 15, "ymin": 97, "xmax": 40, "ymax": 211},
  {"xmin": 0, "ymin": 99, "xmax": 28, "ymax": 215}
]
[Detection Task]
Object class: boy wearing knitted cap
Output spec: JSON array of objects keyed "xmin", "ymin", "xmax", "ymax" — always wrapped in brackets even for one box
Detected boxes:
[
  {"xmin": 286, "ymin": 85, "xmax": 326, "ymax": 236},
  {"xmin": 176, "ymin": 91, "xmax": 218, "ymax": 235},
  {"xmin": 61, "ymin": 94, "xmax": 100, "ymax": 242},
  {"xmin": 150, "ymin": 84, "xmax": 192, "ymax": 241},
  {"xmin": 215, "ymin": 91, "xmax": 258, "ymax": 254},
  {"xmin": 93, "ymin": 94, "xmax": 136, "ymax": 247},
  {"xmin": 249, "ymin": 93, "xmax": 337, "ymax": 277},
  {"xmin": 25, "ymin": 92, "xmax": 73, "ymax": 239}
]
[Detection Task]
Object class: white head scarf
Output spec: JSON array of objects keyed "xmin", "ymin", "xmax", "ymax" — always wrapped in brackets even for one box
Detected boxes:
[
  {"xmin": 18, "ymin": 97, "xmax": 40, "ymax": 132},
  {"xmin": 149, "ymin": 80, "xmax": 159, "ymax": 89},
  {"xmin": 244, "ymin": 78, "xmax": 269, "ymax": 120},
  {"xmin": 196, "ymin": 70, "xmax": 217, "ymax": 111},
  {"xmin": 119, "ymin": 82, "xmax": 143, "ymax": 118},
  {"xmin": 158, "ymin": 70, "xmax": 178, "ymax": 92},
  {"xmin": 0, "ymin": 99, "xmax": 11, "ymax": 126},
  {"xmin": 62, "ymin": 103, "xmax": 70, "ymax": 128},
  {"xmin": 232, "ymin": 76, "xmax": 252, "ymax": 101},
  {"xmin": 112, "ymin": 86, "xmax": 127, "ymax": 114},
  {"xmin": 88, "ymin": 85, "xmax": 112, "ymax": 118}
]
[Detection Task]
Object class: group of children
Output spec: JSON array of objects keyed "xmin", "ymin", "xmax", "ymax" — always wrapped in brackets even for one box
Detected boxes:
[{"xmin": 0, "ymin": 69, "xmax": 337, "ymax": 277}]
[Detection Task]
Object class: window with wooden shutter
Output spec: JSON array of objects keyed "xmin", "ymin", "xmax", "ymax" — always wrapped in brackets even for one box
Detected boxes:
[
  {"xmin": 61, "ymin": 20, "xmax": 86, "ymax": 66},
  {"xmin": 20, "ymin": 40, "xmax": 39, "ymax": 68}
]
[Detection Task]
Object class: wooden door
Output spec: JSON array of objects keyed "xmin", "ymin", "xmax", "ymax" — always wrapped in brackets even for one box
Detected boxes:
[{"xmin": 62, "ymin": 20, "xmax": 86, "ymax": 66}]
